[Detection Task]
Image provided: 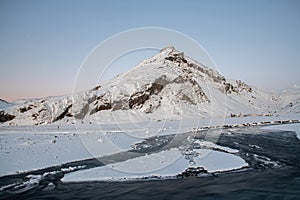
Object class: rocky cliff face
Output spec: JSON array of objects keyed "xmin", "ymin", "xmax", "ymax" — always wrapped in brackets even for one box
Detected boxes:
[{"xmin": 1, "ymin": 47, "xmax": 299, "ymax": 126}]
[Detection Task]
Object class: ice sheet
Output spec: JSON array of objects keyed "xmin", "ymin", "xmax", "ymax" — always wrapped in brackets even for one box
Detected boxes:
[{"xmin": 62, "ymin": 148, "xmax": 247, "ymax": 182}]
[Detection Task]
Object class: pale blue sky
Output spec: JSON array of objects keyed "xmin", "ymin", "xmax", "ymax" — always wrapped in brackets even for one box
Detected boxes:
[{"xmin": 0, "ymin": 0, "xmax": 300, "ymax": 100}]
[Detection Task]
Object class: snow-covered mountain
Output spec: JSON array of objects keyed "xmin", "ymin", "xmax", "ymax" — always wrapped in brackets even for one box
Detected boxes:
[
  {"xmin": 1, "ymin": 47, "xmax": 299, "ymax": 126},
  {"xmin": 0, "ymin": 99, "xmax": 10, "ymax": 109}
]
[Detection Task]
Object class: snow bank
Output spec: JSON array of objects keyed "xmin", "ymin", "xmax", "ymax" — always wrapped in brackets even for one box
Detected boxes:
[
  {"xmin": 0, "ymin": 130, "xmax": 90, "ymax": 176},
  {"xmin": 0, "ymin": 127, "xmax": 142, "ymax": 177}
]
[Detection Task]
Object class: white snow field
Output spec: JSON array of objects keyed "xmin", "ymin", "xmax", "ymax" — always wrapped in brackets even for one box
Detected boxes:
[
  {"xmin": 0, "ymin": 129, "xmax": 87, "ymax": 176},
  {"xmin": 0, "ymin": 126, "xmax": 143, "ymax": 177}
]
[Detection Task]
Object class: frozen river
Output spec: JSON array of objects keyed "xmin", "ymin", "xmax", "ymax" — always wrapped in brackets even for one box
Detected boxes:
[{"xmin": 0, "ymin": 124, "xmax": 300, "ymax": 199}]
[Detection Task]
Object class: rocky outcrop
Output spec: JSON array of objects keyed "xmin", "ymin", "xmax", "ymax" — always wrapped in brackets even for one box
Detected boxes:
[
  {"xmin": 223, "ymin": 82, "xmax": 239, "ymax": 94},
  {"xmin": 236, "ymin": 80, "xmax": 252, "ymax": 93},
  {"xmin": 129, "ymin": 82, "xmax": 164, "ymax": 109},
  {"xmin": 73, "ymin": 103, "xmax": 89, "ymax": 120},
  {"xmin": 90, "ymin": 101, "xmax": 112, "ymax": 115},
  {"xmin": 0, "ymin": 111, "xmax": 15, "ymax": 122},
  {"xmin": 128, "ymin": 76, "xmax": 168, "ymax": 110},
  {"xmin": 53, "ymin": 104, "xmax": 72, "ymax": 122}
]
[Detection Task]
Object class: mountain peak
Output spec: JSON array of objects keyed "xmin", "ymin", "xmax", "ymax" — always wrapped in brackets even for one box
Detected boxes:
[
  {"xmin": 143, "ymin": 46, "xmax": 185, "ymax": 65},
  {"xmin": 160, "ymin": 46, "xmax": 176, "ymax": 53},
  {"xmin": 159, "ymin": 46, "xmax": 182, "ymax": 57}
]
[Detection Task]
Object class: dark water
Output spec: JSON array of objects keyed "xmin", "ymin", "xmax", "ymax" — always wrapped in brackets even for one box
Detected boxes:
[
  {"xmin": 1, "ymin": 128, "xmax": 300, "ymax": 199},
  {"xmin": 2, "ymin": 168, "xmax": 300, "ymax": 200}
]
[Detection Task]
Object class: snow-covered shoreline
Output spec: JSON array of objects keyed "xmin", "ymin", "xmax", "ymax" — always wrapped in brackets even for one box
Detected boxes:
[
  {"xmin": 1, "ymin": 113, "xmax": 299, "ymax": 133},
  {"xmin": 1, "ymin": 114, "xmax": 299, "ymax": 177},
  {"xmin": 1, "ymin": 117, "xmax": 300, "ymax": 195}
]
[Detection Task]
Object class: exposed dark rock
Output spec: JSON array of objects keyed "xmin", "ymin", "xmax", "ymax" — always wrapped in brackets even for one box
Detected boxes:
[
  {"xmin": 235, "ymin": 80, "xmax": 252, "ymax": 93},
  {"xmin": 66, "ymin": 113, "xmax": 73, "ymax": 117},
  {"xmin": 52, "ymin": 104, "xmax": 72, "ymax": 122},
  {"xmin": 153, "ymin": 75, "xmax": 170, "ymax": 86},
  {"xmin": 129, "ymin": 76, "xmax": 167, "ymax": 109},
  {"xmin": 189, "ymin": 79, "xmax": 209, "ymax": 102},
  {"xmin": 38, "ymin": 108, "xmax": 47, "ymax": 113},
  {"xmin": 172, "ymin": 76, "xmax": 185, "ymax": 84},
  {"xmin": 178, "ymin": 93, "xmax": 196, "ymax": 105},
  {"xmin": 177, "ymin": 167, "xmax": 208, "ymax": 178},
  {"xmin": 165, "ymin": 51, "xmax": 186, "ymax": 65},
  {"xmin": 173, "ymin": 52, "xmax": 184, "ymax": 57},
  {"xmin": 0, "ymin": 111, "xmax": 15, "ymax": 122},
  {"xmin": 87, "ymin": 95, "xmax": 97, "ymax": 104},
  {"xmin": 128, "ymin": 72, "xmax": 209, "ymax": 110},
  {"xmin": 112, "ymin": 99, "xmax": 129, "ymax": 111},
  {"xmin": 90, "ymin": 102, "xmax": 112, "ymax": 115},
  {"xmin": 224, "ymin": 82, "xmax": 239, "ymax": 94},
  {"xmin": 90, "ymin": 94, "xmax": 113, "ymax": 114},
  {"xmin": 144, "ymin": 103, "xmax": 155, "ymax": 113},
  {"xmin": 18, "ymin": 105, "xmax": 34, "ymax": 113},
  {"xmin": 165, "ymin": 56, "xmax": 174, "ymax": 61},
  {"xmin": 32, "ymin": 113, "xmax": 38, "ymax": 120},
  {"xmin": 149, "ymin": 83, "xmax": 164, "ymax": 95},
  {"xmin": 74, "ymin": 104, "xmax": 89, "ymax": 119},
  {"xmin": 129, "ymin": 92, "xmax": 149, "ymax": 109},
  {"xmin": 91, "ymin": 85, "xmax": 101, "ymax": 91}
]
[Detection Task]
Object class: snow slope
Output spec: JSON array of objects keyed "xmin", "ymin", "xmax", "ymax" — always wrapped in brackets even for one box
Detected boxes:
[
  {"xmin": 1, "ymin": 47, "xmax": 299, "ymax": 126},
  {"xmin": 0, "ymin": 99, "xmax": 10, "ymax": 109}
]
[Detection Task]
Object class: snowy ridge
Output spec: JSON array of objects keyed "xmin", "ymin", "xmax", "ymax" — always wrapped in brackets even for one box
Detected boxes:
[
  {"xmin": 0, "ymin": 46, "xmax": 299, "ymax": 126},
  {"xmin": 0, "ymin": 99, "xmax": 11, "ymax": 109}
]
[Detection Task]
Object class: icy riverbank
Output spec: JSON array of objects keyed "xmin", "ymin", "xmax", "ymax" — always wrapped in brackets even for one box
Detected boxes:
[{"xmin": 1, "ymin": 113, "xmax": 299, "ymax": 177}]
